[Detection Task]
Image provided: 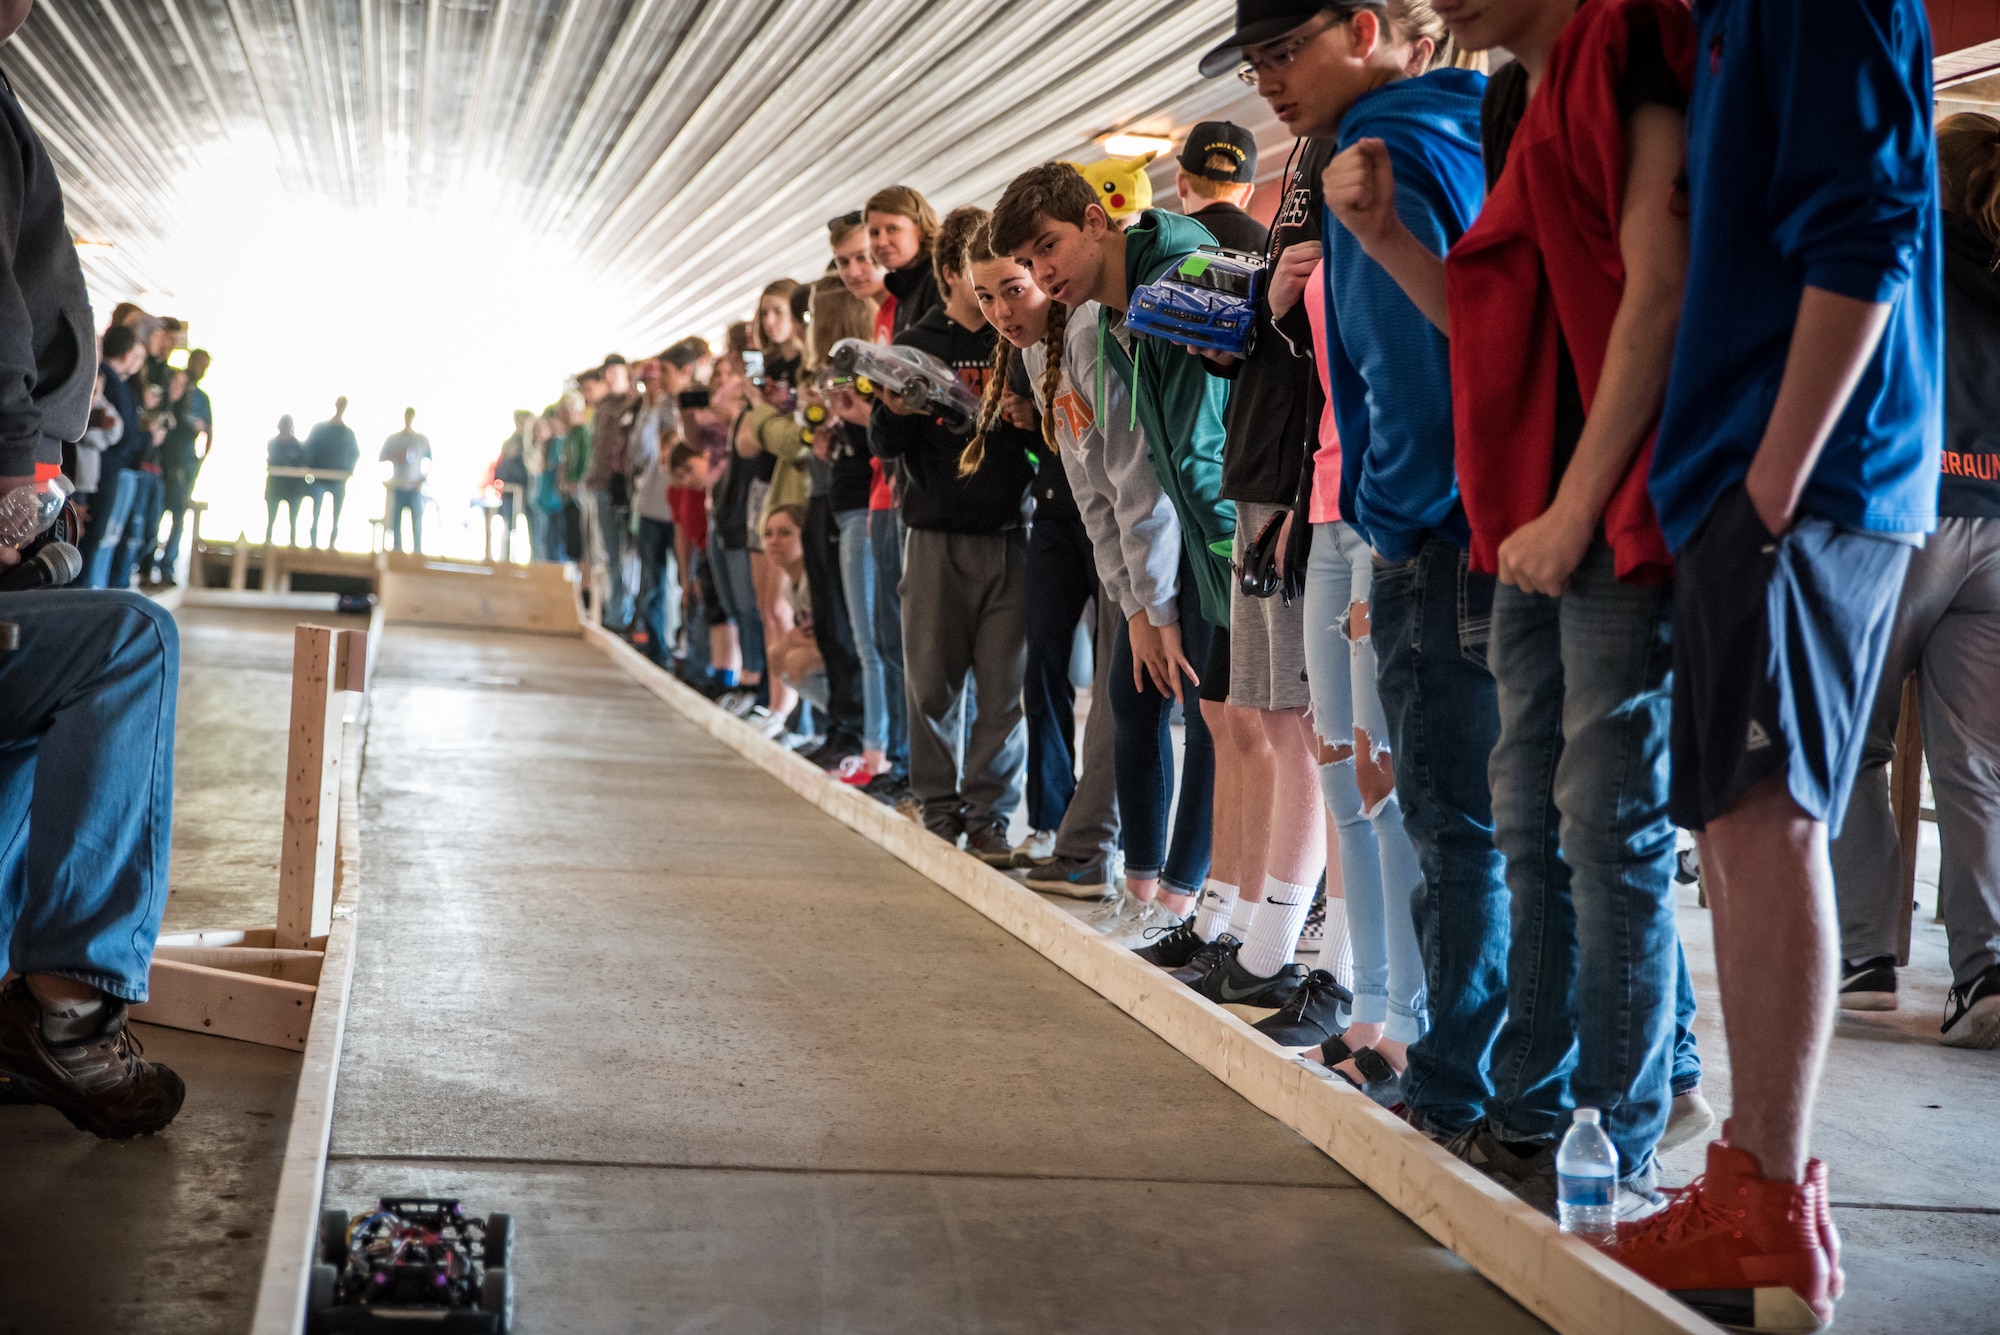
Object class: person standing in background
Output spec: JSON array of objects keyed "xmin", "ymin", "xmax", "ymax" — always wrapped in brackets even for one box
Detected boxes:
[
  {"xmin": 78, "ymin": 326, "xmax": 147, "ymax": 587},
  {"xmin": 303, "ymin": 397, "xmax": 358, "ymax": 548},
  {"xmin": 265, "ymin": 414, "xmax": 308, "ymax": 547},
  {"xmin": 380, "ymin": 407, "xmax": 432, "ymax": 554},
  {"xmin": 1174, "ymin": 121, "xmax": 1266, "ymax": 253},
  {"xmin": 150, "ymin": 348, "xmax": 210, "ymax": 584}
]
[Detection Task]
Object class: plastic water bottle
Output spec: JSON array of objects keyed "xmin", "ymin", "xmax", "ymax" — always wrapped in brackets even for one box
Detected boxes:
[
  {"xmin": 0, "ymin": 475, "xmax": 73, "ymax": 548},
  {"xmin": 1556, "ymin": 1107, "xmax": 1620, "ymax": 1248}
]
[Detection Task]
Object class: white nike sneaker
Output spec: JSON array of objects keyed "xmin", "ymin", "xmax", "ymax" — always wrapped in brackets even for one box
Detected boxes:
[{"xmin": 1109, "ymin": 899, "xmax": 1181, "ymax": 949}]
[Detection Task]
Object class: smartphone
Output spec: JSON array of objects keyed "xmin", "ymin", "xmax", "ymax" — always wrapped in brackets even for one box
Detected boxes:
[{"xmin": 743, "ymin": 350, "xmax": 766, "ymax": 384}]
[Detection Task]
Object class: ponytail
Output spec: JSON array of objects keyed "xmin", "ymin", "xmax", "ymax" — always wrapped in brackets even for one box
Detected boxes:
[
  {"xmin": 1038, "ymin": 302, "xmax": 1071, "ymax": 453},
  {"xmin": 958, "ymin": 338, "xmax": 1014, "ymax": 477},
  {"xmin": 1940, "ymin": 112, "xmax": 2000, "ymax": 264}
]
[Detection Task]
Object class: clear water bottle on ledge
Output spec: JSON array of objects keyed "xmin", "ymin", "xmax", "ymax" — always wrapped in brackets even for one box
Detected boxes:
[
  {"xmin": 1557, "ymin": 1107, "xmax": 1619, "ymax": 1248},
  {"xmin": 0, "ymin": 475, "xmax": 73, "ymax": 548}
]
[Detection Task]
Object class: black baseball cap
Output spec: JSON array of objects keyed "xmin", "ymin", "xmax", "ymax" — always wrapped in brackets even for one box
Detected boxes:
[
  {"xmin": 1197, "ymin": 0, "xmax": 1376, "ymax": 77},
  {"xmin": 1178, "ymin": 121, "xmax": 1258, "ymax": 183}
]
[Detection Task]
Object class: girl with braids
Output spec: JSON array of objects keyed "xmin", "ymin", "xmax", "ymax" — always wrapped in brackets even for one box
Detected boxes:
[
  {"xmin": 962, "ymin": 228, "xmax": 1122, "ymax": 896},
  {"xmin": 867, "ymin": 204, "xmax": 1036, "ymax": 859},
  {"xmin": 969, "ymin": 228, "xmax": 1218, "ymax": 938}
]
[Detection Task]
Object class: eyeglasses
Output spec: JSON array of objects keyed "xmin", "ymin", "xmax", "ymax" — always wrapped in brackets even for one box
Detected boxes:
[
  {"xmin": 1235, "ymin": 10, "xmax": 1357, "ymax": 84},
  {"xmin": 826, "ymin": 210, "xmax": 863, "ymax": 231}
]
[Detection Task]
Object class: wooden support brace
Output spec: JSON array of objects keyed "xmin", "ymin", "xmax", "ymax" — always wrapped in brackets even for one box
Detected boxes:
[
  {"xmin": 275, "ymin": 625, "xmax": 367, "ymax": 949},
  {"xmin": 152, "ymin": 946, "xmax": 324, "ymax": 985},
  {"xmin": 131, "ymin": 959, "xmax": 315, "ymax": 1049}
]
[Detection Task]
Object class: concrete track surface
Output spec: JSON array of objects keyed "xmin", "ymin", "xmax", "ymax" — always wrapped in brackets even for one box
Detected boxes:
[{"xmin": 323, "ymin": 625, "xmax": 1545, "ymax": 1334}]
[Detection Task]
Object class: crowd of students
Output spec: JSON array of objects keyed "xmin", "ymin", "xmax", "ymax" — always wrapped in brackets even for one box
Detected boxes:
[
  {"xmin": 67, "ymin": 306, "xmax": 213, "ymax": 588},
  {"xmin": 502, "ymin": 1, "xmax": 1992, "ymax": 1326}
]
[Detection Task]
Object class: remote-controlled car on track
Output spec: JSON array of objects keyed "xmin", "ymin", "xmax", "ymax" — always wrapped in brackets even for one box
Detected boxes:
[
  {"xmin": 307, "ymin": 1197, "xmax": 513, "ymax": 1334},
  {"xmin": 824, "ymin": 338, "xmax": 981, "ymax": 435},
  {"xmin": 1125, "ymin": 246, "xmax": 1266, "ymax": 357}
]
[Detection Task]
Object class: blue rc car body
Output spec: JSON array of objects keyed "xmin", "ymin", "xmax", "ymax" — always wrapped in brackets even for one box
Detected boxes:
[{"xmin": 1125, "ymin": 246, "xmax": 1266, "ymax": 357}]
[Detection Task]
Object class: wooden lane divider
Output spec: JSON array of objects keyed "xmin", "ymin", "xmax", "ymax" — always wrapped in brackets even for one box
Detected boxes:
[
  {"xmin": 134, "ymin": 623, "xmax": 367, "ymax": 1049},
  {"xmin": 586, "ymin": 624, "xmax": 1721, "ymax": 1335}
]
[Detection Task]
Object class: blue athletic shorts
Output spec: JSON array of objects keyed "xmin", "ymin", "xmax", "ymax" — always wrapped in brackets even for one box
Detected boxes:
[{"xmin": 1669, "ymin": 483, "xmax": 1911, "ymax": 835}]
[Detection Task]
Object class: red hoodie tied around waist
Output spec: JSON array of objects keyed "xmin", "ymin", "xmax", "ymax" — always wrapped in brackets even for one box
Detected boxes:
[{"xmin": 1446, "ymin": 0, "xmax": 1694, "ymax": 585}]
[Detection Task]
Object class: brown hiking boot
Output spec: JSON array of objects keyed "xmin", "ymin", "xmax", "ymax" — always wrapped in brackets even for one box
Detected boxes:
[{"xmin": 0, "ymin": 978, "xmax": 185, "ymax": 1138}]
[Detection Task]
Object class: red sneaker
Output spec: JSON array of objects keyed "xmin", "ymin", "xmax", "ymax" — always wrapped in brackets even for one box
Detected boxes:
[{"xmin": 1617, "ymin": 1140, "xmax": 1831, "ymax": 1332}]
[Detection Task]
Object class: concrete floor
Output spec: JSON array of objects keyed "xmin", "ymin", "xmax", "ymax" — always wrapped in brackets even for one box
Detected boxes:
[
  {"xmin": 326, "ymin": 626, "xmax": 1545, "ymax": 1334},
  {"xmin": 0, "ymin": 604, "xmax": 366, "ymax": 1335},
  {"xmin": 1662, "ymin": 837, "xmax": 2000, "ymax": 1335}
]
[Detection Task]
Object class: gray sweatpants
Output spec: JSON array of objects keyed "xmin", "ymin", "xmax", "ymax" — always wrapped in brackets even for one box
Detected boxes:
[
  {"xmin": 1832, "ymin": 516, "xmax": 2000, "ymax": 985},
  {"xmin": 901, "ymin": 527, "xmax": 1029, "ymax": 834},
  {"xmin": 1053, "ymin": 589, "xmax": 1123, "ymax": 863}
]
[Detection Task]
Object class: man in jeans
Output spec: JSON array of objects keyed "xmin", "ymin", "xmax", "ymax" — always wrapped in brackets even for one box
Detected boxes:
[{"xmin": 581, "ymin": 356, "xmax": 640, "ymax": 632}]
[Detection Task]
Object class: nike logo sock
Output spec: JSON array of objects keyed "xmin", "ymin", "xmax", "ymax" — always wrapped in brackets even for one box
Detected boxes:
[
  {"xmin": 1240, "ymin": 875, "xmax": 1314, "ymax": 980},
  {"xmin": 1193, "ymin": 879, "xmax": 1238, "ymax": 941}
]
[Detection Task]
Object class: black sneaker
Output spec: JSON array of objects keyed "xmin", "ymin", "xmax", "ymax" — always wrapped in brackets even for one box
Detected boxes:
[
  {"xmin": 1254, "ymin": 970, "xmax": 1353, "ymax": 1052},
  {"xmin": 0, "ymin": 980, "xmax": 185, "ymax": 1138},
  {"xmin": 1168, "ymin": 935, "xmax": 1240, "ymax": 986},
  {"xmin": 1193, "ymin": 955, "xmax": 1308, "ymax": 1021},
  {"xmin": 1839, "ymin": 955, "xmax": 1898, "ymax": 1012},
  {"xmin": 1942, "ymin": 964, "xmax": 2000, "ymax": 1049},
  {"xmin": 1023, "ymin": 855, "xmax": 1112, "ymax": 899},
  {"xmin": 1132, "ymin": 916, "xmax": 1206, "ymax": 969},
  {"xmin": 1674, "ymin": 846, "xmax": 1701, "ymax": 885},
  {"xmin": 861, "ymin": 771, "xmax": 910, "ymax": 804},
  {"xmin": 964, "ymin": 823, "xmax": 1016, "ymax": 867},
  {"xmin": 1443, "ymin": 1124, "xmax": 1556, "ymax": 1209}
]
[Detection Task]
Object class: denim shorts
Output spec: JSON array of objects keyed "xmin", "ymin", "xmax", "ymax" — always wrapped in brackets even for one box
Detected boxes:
[{"xmin": 1669, "ymin": 483, "xmax": 1912, "ymax": 834}]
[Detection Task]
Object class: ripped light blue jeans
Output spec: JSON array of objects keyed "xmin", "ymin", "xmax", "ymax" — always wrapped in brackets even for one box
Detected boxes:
[{"xmin": 1305, "ymin": 522, "xmax": 1428, "ymax": 1043}]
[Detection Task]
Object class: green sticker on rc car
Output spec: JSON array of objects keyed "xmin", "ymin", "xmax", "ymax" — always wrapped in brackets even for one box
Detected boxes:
[{"xmin": 1179, "ymin": 255, "xmax": 1212, "ymax": 278}]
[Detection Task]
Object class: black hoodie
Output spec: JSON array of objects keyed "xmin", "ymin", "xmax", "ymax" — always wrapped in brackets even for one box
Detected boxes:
[
  {"xmin": 867, "ymin": 306, "xmax": 1034, "ymax": 533},
  {"xmin": 1942, "ymin": 211, "xmax": 2000, "ymax": 518},
  {"xmin": 884, "ymin": 258, "xmax": 942, "ymax": 339}
]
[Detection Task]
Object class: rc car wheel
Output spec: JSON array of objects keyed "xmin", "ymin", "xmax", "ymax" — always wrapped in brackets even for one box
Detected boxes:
[
  {"xmin": 318, "ymin": 1207, "xmax": 349, "ymax": 1265},
  {"xmin": 481, "ymin": 1265, "xmax": 515, "ymax": 1332},
  {"xmin": 483, "ymin": 1211, "xmax": 513, "ymax": 1269},
  {"xmin": 305, "ymin": 1262, "xmax": 338, "ymax": 1334}
]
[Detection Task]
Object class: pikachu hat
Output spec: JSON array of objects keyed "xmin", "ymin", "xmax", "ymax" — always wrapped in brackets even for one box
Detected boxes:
[{"xmin": 1063, "ymin": 151, "xmax": 1159, "ymax": 221}]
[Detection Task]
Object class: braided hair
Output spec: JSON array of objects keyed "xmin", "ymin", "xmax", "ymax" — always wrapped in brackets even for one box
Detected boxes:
[{"xmin": 1036, "ymin": 301, "xmax": 1070, "ymax": 453}]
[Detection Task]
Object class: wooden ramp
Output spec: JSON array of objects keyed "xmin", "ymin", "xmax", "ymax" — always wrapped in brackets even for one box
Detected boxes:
[{"xmin": 376, "ymin": 553, "xmax": 578, "ymax": 636}]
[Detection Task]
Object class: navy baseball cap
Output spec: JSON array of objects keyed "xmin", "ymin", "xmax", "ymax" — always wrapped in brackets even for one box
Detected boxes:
[
  {"xmin": 1178, "ymin": 122, "xmax": 1258, "ymax": 182},
  {"xmin": 1197, "ymin": 0, "xmax": 1380, "ymax": 77}
]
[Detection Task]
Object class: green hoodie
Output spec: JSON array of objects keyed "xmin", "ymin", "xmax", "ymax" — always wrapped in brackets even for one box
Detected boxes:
[{"xmin": 1101, "ymin": 209, "xmax": 1236, "ymax": 628}]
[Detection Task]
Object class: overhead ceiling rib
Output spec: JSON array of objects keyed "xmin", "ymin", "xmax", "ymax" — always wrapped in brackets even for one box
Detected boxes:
[{"xmin": 3, "ymin": 0, "xmax": 1274, "ymax": 344}]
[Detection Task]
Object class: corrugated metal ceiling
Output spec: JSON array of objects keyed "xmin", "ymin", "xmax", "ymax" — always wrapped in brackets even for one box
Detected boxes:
[{"xmin": 2, "ymin": 0, "xmax": 1276, "ymax": 348}]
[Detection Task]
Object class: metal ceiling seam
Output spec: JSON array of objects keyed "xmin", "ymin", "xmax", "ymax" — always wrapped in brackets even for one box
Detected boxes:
[
  {"xmin": 93, "ymin": 0, "xmax": 203, "ymax": 154},
  {"xmin": 3, "ymin": 36, "xmax": 172, "ymax": 211},
  {"xmin": 494, "ymin": 0, "xmax": 592, "ymax": 189},
  {"xmin": 27, "ymin": 8, "xmax": 182, "ymax": 197},
  {"xmin": 447, "ymin": 0, "xmax": 516, "ymax": 202},
  {"xmin": 157, "ymin": 0, "xmax": 230, "ymax": 139},
  {"xmin": 526, "ymin": 0, "xmax": 678, "ymax": 223}
]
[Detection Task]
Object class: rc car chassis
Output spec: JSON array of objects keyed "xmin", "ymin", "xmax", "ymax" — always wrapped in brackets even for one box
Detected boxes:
[
  {"xmin": 1126, "ymin": 245, "xmax": 1266, "ymax": 357},
  {"xmin": 307, "ymin": 1197, "xmax": 513, "ymax": 1334},
  {"xmin": 824, "ymin": 337, "xmax": 981, "ymax": 434}
]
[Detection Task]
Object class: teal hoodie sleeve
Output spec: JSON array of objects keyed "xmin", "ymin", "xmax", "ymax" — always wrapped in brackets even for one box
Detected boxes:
[{"xmin": 1180, "ymin": 371, "xmax": 1234, "ymax": 556}]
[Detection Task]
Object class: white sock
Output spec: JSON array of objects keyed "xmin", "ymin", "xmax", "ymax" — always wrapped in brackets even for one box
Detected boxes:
[
  {"xmin": 1319, "ymin": 895, "xmax": 1355, "ymax": 992},
  {"xmin": 1240, "ymin": 875, "xmax": 1314, "ymax": 979},
  {"xmin": 1228, "ymin": 891, "xmax": 1260, "ymax": 937},
  {"xmin": 31, "ymin": 989, "xmax": 107, "ymax": 1043},
  {"xmin": 1193, "ymin": 879, "xmax": 1238, "ymax": 941}
]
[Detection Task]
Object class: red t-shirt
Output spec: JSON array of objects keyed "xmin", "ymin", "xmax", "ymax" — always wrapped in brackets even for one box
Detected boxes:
[{"xmin": 668, "ymin": 484, "xmax": 708, "ymax": 549}]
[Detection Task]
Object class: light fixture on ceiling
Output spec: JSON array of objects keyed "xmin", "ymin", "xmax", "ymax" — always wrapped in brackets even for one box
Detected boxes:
[
  {"xmin": 1101, "ymin": 133, "xmax": 1176, "ymax": 159},
  {"xmin": 72, "ymin": 236, "xmax": 116, "ymax": 251}
]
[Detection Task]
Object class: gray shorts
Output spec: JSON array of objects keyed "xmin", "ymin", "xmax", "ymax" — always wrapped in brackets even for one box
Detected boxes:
[{"xmin": 1228, "ymin": 500, "xmax": 1311, "ymax": 711}]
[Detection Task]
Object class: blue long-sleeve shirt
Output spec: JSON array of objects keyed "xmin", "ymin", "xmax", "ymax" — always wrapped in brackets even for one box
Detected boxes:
[
  {"xmin": 1651, "ymin": 0, "xmax": 1941, "ymax": 549},
  {"xmin": 1319, "ymin": 68, "xmax": 1487, "ymax": 561}
]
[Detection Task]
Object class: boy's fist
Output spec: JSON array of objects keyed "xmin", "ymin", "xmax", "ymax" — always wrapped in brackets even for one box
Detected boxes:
[{"xmin": 1324, "ymin": 138, "xmax": 1399, "ymax": 251}]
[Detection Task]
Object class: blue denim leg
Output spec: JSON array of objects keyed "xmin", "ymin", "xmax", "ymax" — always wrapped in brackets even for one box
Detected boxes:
[
  {"xmin": 1370, "ymin": 537, "xmax": 1507, "ymax": 1136},
  {"xmin": 1024, "ymin": 516, "xmax": 1093, "ymax": 831},
  {"xmin": 1672, "ymin": 940, "xmax": 1702, "ymax": 1096},
  {"xmin": 0, "ymin": 591, "xmax": 178, "ymax": 1001},
  {"xmin": 80, "ymin": 469, "xmax": 139, "ymax": 588},
  {"xmin": 111, "ymin": 470, "xmax": 164, "ymax": 589},
  {"xmin": 1307, "ymin": 523, "xmax": 1428, "ymax": 1042},
  {"xmin": 1486, "ymin": 542, "xmax": 1680, "ymax": 1176},
  {"xmin": 870, "ymin": 510, "xmax": 908, "ymax": 769},
  {"xmin": 837, "ymin": 509, "xmax": 889, "ymax": 752}
]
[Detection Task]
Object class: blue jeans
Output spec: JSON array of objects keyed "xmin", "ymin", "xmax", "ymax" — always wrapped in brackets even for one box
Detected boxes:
[
  {"xmin": 0, "ymin": 591, "xmax": 178, "ymax": 1002},
  {"xmin": 709, "ymin": 534, "xmax": 766, "ymax": 676},
  {"xmin": 837, "ymin": 509, "xmax": 891, "ymax": 752},
  {"xmin": 79, "ymin": 469, "xmax": 138, "ymax": 588},
  {"xmin": 1370, "ymin": 536, "xmax": 1508, "ymax": 1136},
  {"xmin": 1483, "ymin": 541, "xmax": 1689, "ymax": 1179},
  {"xmin": 388, "ymin": 487, "xmax": 423, "ymax": 553},
  {"xmin": 109, "ymin": 470, "xmax": 163, "ymax": 590},
  {"xmin": 1306, "ymin": 522, "xmax": 1427, "ymax": 1043},
  {"xmin": 634, "ymin": 516, "xmax": 676, "ymax": 663},
  {"xmin": 1025, "ymin": 513, "xmax": 1095, "ymax": 832},
  {"xmin": 870, "ymin": 509, "xmax": 909, "ymax": 770},
  {"xmin": 1107, "ymin": 554, "xmax": 1215, "ymax": 894}
]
